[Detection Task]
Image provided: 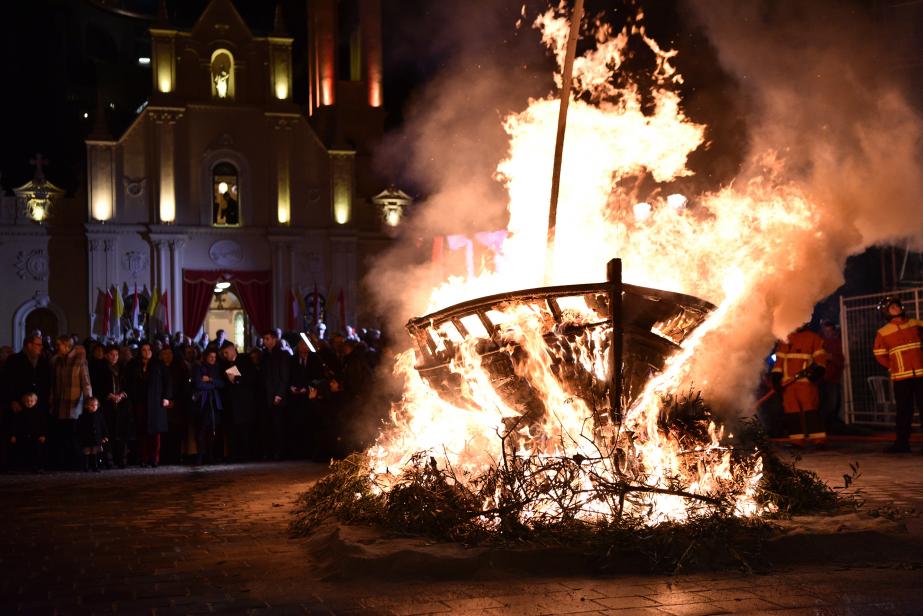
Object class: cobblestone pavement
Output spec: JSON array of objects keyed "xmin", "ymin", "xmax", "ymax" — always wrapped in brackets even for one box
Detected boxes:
[{"xmin": 1, "ymin": 445, "xmax": 922, "ymax": 615}]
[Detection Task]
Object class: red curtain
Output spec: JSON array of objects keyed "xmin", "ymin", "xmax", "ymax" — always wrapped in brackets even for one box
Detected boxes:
[
  {"xmin": 231, "ymin": 271, "xmax": 272, "ymax": 335},
  {"xmin": 182, "ymin": 270, "xmax": 221, "ymax": 336},
  {"xmin": 182, "ymin": 270, "xmax": 272, "ymax": 337}
]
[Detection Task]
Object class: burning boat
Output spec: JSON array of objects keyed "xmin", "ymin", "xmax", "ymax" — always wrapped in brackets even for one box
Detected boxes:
[{"xmin": 406, "ymin": 267, "xmax": 715, "ymax": 431}]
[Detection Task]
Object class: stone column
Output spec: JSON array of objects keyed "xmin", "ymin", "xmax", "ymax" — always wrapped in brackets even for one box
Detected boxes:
[
  {"xmin": 271, "ymin": 116, "xmax": 296, "ymax": 225},
  {"xmin": 329, "ymin": 150, "xmax": 355, "ymax": 226},
  {"xmin": 86, "ymin": 141, "xmax": 117, "ymax": 221},
  {"xmin": 169, "ymin": 238, "xmax": 186, "ymax": 334},
  {"xmin": 152, "ymin": 239, "xmax": 170, "ymax": 292},
  {"xmin": 150, "ymin": 108, "xmax": 184, "ymax": 224}
]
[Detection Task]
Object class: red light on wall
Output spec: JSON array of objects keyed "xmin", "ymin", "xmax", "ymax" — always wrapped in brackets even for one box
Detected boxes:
[
  {"xmin": 368, "ymin": 80, "xmax": 381, "ymax": 107},
  {"xmin": 322, "ymin": 77, "xmax": 335, "ymax": 106}
]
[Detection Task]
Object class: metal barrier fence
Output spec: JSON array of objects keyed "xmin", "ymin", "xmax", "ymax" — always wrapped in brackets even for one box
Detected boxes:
[{"xmin": 840, "ymin": 287, "xmax": 922, "ymax": 425}]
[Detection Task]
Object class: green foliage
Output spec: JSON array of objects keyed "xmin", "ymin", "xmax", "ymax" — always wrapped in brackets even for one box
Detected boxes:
[
  {"xmin": 383, "ymin": 453, "xmax": 482, "ymax": 540},
  {"xmin": 291, "ymin": 392, "xmax": 859, "ymax": 573},
  {"xmin": 737, "ymin": 417, "xmax": 858, "ymax": 515},
  {"xmin": 289, "ymin": 454, "xmax": 384, "ymax": 536}
]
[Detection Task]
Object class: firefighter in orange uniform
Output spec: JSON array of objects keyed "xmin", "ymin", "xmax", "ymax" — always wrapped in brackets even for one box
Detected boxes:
[
  {"xmin": 772, "ymin": 325, "xmax": 828, "ymax": 445},
  {"xmin": 873, "ymin": 297, "xmax": 923, "ymax": 453}
]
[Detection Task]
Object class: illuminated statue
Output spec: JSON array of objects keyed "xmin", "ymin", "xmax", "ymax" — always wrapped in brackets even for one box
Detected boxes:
[{"xmin": 214, "ymin": 69, "xmax": 230, "ymax": 98}]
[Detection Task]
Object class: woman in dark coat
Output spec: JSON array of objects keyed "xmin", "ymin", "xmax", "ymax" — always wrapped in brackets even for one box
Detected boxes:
[
  {"xmin": 127, "ymin": 342, "xmax": 171, "ymax": 468},
  {"xmin": 192, "ymin": 349, "xmax": 225, "ymax": 465},
  {"xmin": 92, "ymin": 345, "xmax": 134, "ymax": 468}
]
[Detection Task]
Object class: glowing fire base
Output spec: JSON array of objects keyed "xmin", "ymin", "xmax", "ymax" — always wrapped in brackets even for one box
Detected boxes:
[{"xmin": 364, "ymin": 276, "xmax": 766, "ymax": 529}]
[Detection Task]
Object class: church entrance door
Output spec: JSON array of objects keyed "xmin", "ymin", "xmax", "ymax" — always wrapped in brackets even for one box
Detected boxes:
[
  {"xmin": 25, "ymin": 307, "xmax": 58, "ymax": 339},
  {"xmin": 203, "ymin": 285, "xmax": 251, "ymax": 349}
]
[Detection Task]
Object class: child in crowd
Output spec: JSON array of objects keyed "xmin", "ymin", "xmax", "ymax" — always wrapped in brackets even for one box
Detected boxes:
[
  {"xmin": 77, "ymin": 397, "xmax": 108, "ymax": 472},
  {"xmin": 5, "ymin": 392, "xmax": 47, "ymax": 472}
]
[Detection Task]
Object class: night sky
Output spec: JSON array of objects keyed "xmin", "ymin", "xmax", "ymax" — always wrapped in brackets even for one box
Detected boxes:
[
  {"xmin": 0, "ymin": 0, "xmax": 727, "ymax": 193},
  {"xmin": 0, "ymin": 0, "xmax": 913, "ymax": 298}
]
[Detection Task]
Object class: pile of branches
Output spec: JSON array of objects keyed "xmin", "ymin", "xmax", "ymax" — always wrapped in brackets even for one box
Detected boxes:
[{"xmin": 291, "ymin": 391, "xmax": 855, "ymax": 572}]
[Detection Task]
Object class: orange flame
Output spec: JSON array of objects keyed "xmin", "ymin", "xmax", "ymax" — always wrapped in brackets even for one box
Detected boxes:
[{"xmin": 367, "ymin": 5, "xmax": 792, "ymax": 525}]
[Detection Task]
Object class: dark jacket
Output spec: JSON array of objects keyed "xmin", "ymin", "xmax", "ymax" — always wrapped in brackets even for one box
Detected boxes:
[
  {"xmin": 127, "ymin": 359, "xmax": 172, "ymax": 435},
  {"xmin": 93, "ymin": 362, "xmax": 134, "ymax": 441},
  {"xmin": 88, "ymin": 358, "xmax": 108, "ymax": 396},
  {"xmin": 289, "ymin": 352, "xmax": 326, "ymax": 391},
  {"xmin": 77, "ymin": 410, "xmax": 108, "ymax": 448},
  {"xmin": 193, "ymin": 361, "xmax": 225, "ymax": 413},
  {"xmin": 164, "ymin": 359, "xmax": 192, "ymax": 429},
  {"xmin": 4, "ymin": 405, "xmax": 46, "ymax": 440},
  {"xmin": 261, "ymin": 346, "xmax": 290, "ymax": 407},
  {"xmin": 2, "ymin": 351, "xmax": 52, "ymax": 413},
  {"xmin": 222, "ymin": 353, "xmax": 257, "ymax": 426}
]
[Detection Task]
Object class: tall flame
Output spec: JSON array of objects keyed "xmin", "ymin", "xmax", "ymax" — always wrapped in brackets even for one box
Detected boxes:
[{"xmin": 366, "ymin": 5, "xmax": 810, "ymax": 525}]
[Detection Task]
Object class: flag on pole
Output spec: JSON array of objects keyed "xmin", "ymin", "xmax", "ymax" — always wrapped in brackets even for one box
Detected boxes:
[
  {"xmin": 131, "ymin": 285, "xmax": 140, "ymax": 330},
  {"xmin": 160, "ymin": 289, "xmax": 171, "ymax": 334},
  {"xmin": 148, "ymin": 287, "xmax": 159, "ymax": 318},
  {"xmin": 103, "ymin": 289, "xmax": 113, "ymax": 337},
  {"xmin": 297, "ymin": 291, "xmax": 306, "ymax": 326},
  {"xmin": 93, "ymin": 289, "xmax": 109, "ymax": 338},
  {"xmin": 289, "ymin": 288, "xmax": 300, "ymax": 331},
  {"xmin": 112, "ymin": 285, "xmax": 124, "ymax": 340}
]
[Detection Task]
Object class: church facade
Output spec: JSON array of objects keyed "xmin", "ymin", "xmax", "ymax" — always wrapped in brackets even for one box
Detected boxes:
[{"xmin": 0, "ymin": 0, "xmax": 403, "ymax": 349}]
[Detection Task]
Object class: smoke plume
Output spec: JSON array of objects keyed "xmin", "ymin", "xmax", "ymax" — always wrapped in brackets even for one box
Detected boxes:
[
  {"xmin": 368, "ymin": 0, "xmax": 923, "ymax": 415},
  {"xmin": 681, "ymin": 0, "xmax": 923, "ymax": 411}
]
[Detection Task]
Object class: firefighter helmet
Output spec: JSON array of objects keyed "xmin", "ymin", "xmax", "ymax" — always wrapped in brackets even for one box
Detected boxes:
[{"xmin": 878, "ymin": 296, "xmax": 905, "ymax": 319}]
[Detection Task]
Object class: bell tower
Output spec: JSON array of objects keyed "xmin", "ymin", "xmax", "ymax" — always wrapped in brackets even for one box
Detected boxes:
[{"xmin": 306, "ymin": 0, "xmax": 384, "ymax": 147}]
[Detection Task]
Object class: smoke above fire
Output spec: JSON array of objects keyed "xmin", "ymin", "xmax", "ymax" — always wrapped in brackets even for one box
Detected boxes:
[{"xmin": 369, "ymin": 0, "xmax": 923, "ymax": 416}]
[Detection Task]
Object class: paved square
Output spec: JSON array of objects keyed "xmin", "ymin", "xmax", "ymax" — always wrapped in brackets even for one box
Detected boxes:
[{"xmin": 1, "ymin": 446, "xmax": 922, "ymax": 614}]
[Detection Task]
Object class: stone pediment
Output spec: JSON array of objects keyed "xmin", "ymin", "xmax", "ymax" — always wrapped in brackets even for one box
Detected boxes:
[{"xmin": 190, "ymin": 0, "xmax": 253, "ymax": 44}]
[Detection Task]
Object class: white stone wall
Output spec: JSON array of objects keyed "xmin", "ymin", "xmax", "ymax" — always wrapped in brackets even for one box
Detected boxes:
[{"xmin": 0, "ymin": 194, "xmax": 53, "ymax": 348}]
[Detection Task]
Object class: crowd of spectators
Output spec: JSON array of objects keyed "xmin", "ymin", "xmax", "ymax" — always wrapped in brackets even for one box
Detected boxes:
[{"xmin": 0, "ymin": 325, "xmax": 391, "ymax": 473}]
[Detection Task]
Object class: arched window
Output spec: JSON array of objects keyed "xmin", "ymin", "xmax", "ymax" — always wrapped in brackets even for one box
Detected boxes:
[
  {"xmin": 210, "ymin": 49, "xmax": 235, "ymax": 99},
  {"xmin": 212, "ymin": 162, "xmax": 240, "ymax": 226}
]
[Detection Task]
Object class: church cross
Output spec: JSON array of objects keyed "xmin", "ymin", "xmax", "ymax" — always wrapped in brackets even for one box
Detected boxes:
[{"xmin": 30, "ymin": 153, "xmax": 48, "ymax": 182}]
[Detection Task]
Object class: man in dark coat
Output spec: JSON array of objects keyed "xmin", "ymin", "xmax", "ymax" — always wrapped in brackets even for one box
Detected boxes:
[
  {"xmin": 92, "ymin": 346, "xmax": 133, "ymax": 468},
  {"xmin": 337, "ymin": 340, "xmax": 374, "ymax": 456},
  {"xmin": 220, "ymin": 341, "xmax": 258, "ymax": 461},
  {"xmin": 288, "ymin": 339, "xmax": 326, "ymax": 459},
  {"xmin": 260, "ymin": 330, "xmax": 290, "ymax": 460},
  {"xmin": 127, "ymin": 342, "xmax": 172, "ymax": 467},
  {"xmin": 2, "ymin": 335, "xmax": 52, "ymax": 427}
]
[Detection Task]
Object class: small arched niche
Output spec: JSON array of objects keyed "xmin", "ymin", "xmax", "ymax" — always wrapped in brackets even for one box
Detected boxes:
[{"xmin": 210, "ymin": 49, "xmax": 236, "ymax": 100}]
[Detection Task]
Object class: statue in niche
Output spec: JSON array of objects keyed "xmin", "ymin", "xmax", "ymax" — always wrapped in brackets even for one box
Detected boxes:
[
  {"xmin": 214, "ymin": 68, "xmax": 230, "ymax": 98},
  {"xmin": 210, "ymin": 50, "xmax": 233, "ymax": 99}
]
